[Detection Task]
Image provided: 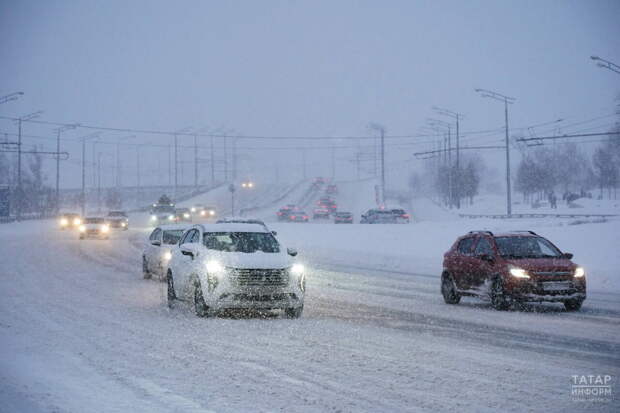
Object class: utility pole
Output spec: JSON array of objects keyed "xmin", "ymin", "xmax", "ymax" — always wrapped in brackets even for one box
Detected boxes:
[
  {"xmin": 15, "ymin": 111, "xmax": 43, "ymax": 220},
  {"xmin": 380, "ymin": 128, "xmax": 385, "ymax": 203},
  {"xmin": 427, "ymin": 118, "xmax": 452, "ymax": 207},
  {"xmin": 223, "ymin": 133, "xmax": 228, "ymax": 181},
  {"xmin": 476, "ymin": 88, "xmax": 516, "ymax": 216},
  {"xmin": 434, "ymin": 106, "xmax": 464, "ymax": 209},
  {"xmin": 53, "ymin": 123, "xmax": 78, "ymax": 214},
  {"xmin": 232, "ymin": 137, "xmax": 237, "ymax": 181},
  {"xmin": 136, "ymin": 146, "xmax": 141, "ymax": 208},
  {"xmin": 302, "ymin": 149, "xmax": 307, "ymax": 180},
  {"xmin": 210, "ymin": 136, "xmax": 215, "ymax": 186},
  {"xmin": 174, "ymin": 134, "xmax": 178, "ymax": 200},
  {"xmin": 194, "ymin": 134, "xmax": 198, "ymax": 190},
  {"xmin": 331, "ymin": 145, "xmax": 336, "ymax": 180},
  {"xmin": 80, "ymin": 133, "xmax": 101, "ymax": 216},
  {"xmin": 97, "ymin": 152, "xmax": 102, "ymax": 213}
]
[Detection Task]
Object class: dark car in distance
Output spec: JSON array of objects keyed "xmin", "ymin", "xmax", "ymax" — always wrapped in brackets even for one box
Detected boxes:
[
  {"xmin": 333, "ymin": 211, "xmax": 353, "ymax": 224},
  {"xmin": 106, "ymin": 210, "xmax": 129, "ymax": 230},
  {"xmin": 441, "ymin": 231, "xmax": 586, "ymax": 311},
  {"xmin": 288, "ymin": 211, "xmax": 309, "ymax": 222}
]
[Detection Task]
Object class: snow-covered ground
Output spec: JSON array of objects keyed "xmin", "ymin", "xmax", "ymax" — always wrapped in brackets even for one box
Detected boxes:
[{"xmin": 1, "ymin": 183, "xmax": 618, "ymax": 412}]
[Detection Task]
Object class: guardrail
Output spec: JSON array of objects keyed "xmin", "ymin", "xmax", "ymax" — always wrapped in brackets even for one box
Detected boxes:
[{"xmin": 459, "ymin": 213, "xmax": 618, "ymax": 219}]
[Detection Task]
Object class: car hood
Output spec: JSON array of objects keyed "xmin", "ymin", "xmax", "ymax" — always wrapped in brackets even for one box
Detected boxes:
[
  {"xmin": 83, "ymin": 223, "xmax": 105, "ymax": 229},
  {"xmin": 204, "ymin": 250, "xmax": 292, "ymax": 270},
  {"xmin": 504, "ymin": 258, "xmax": 576, "ymax": 273}
]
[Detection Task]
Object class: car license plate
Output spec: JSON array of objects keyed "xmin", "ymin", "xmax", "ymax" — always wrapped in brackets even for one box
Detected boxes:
[{"xmin": 542, "ymin": 281, "xmax": 571, "ymax": 291}]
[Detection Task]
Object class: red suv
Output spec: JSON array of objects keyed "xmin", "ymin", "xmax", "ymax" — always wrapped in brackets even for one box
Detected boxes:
[{"xmin": 441, "ymin": 231, "xmax": 586, "ymax": 311}]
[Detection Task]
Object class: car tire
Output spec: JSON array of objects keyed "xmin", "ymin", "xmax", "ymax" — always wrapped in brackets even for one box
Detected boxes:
[
  {"xmin": 166, "ymin": 271, "xmax": 176, "ymax": 308},
  {"xmin": 193, "ymin": 280, "xmax": 213, "ymax": 318},
  {"xmin": 143, "ymin": 256, "xmax": 152, "ymax": 279},
  {"xmin": 564, "ymin": 298, "xmax": 584, "ymax": 312},
  {"xmin": 490, "ymin": 276, "xmax": 511, "ymax": 311},
  {"xmin": 284, "ymin": 306, "xmax": 303, "ymax": 319},
  {"xmin": 441, "ymin": 273, "xmax": 461, "ymax": 304}
]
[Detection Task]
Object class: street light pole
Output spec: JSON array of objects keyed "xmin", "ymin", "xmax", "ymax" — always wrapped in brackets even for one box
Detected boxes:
[
  {"xmin": 475, "ymin": 88, "xmax": 516, "ymax": 216},
  {"xmin": 53, "ymin": 123, "xmax": 79, "ymax": 213},
  {"xmin": 80, "ymin": 133, "xmax": 101, "ymax": 216},
  {"xmin": 15, "ymin": 111, "xmax": 43, "ymax": 220},
  {"xmin": 427, "ymin": 118, "xmax": 452, "ymax": 207}
]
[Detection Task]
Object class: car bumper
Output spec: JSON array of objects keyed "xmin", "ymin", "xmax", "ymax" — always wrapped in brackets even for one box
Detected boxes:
[
  {"xmin": 507, "ymin": 279, "xmax": 586, "ymax": 302},
  {"xmin": 202, "ymin": 277, "xmax": 305, "ymax": 311}
]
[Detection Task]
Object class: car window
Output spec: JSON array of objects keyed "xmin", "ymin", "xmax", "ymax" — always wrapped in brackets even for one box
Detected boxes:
[
  {"xmin": 457, "ymin": 237, "xmax": 475, "ymax": 255},
  {"xmin": 495, "ymin": 236, "xmax": 562, "ymax": 258},
  {"xmin": 179, "ymin": 230, "xmax": 193, "ymax": 245},
  {"xmin": 474, "ymin": 237, "xmax": 494, "ymax": 256},
  {"xmin": 149, "ymin": 228, "xmax": 161, "ymax": 241},
  {"xmin": 162, "ymin": 230, "xmax": 183, "ymax": 245},
  {"xmin": 203, "ymin": 232, "xmax": 280, "ymax": 253},
  {"xmin": 189, "ymin": 230, "xmax": 200, "ymax": 243}
]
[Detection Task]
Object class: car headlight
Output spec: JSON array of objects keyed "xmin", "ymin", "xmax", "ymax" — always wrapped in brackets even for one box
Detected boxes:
[
  {"xmin": 200, "ymin": 211, "xmax": 206, "ymax": 216},
  {"xmin": 183, "ymin": 213, "xmax": 190, "ymax": 218},
  {"xmin": 74, "ymin": 218, "xmax": 82, "ymax": 226},
  {"xmin": 60, "ymin": 218, "xmax": 68, "ymax": 226},
  {"xmin": 168, "ymin": 215, "xmax": 175, "ymax": 221},
  {"xmin": 150, "ymin": 215, "xmax": 157, "ymax": 221},
  {"xmin": 121, "ymin": 222, "xmax": 126, "ymax": 227},
  {"xmin": 574, "ymin": 267, "xmax": 585, "ymax": 278},
  {"xmin": 101, "ymin": 225, "xmax": 109, "ymax": 233},
  {"xmin": 191, "ymin": 207, "xmax": 196, "ymax": 212},
  {"xmin": 206, "ymin": 260, "xmax": 224, "ymax": 273},
  {"xmin": 163, "ymin": 251, "xmax": 172, "ymax": 261},
  {"xmin": 291, "ymin": 263, "xmax": 305, "ymax": 275},
  {"xmin": 509, "ymin": 266, "xmax": 530, "ymax": 279},
  {"xmin": 79, "ymin": 225, "xmax": 86, "ymax": 232},
  {"xmin": 209, "ymin": 210, "xmax": 215, "ymax": 216}
]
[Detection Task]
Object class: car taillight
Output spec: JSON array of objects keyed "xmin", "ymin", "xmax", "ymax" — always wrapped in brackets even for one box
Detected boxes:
[
  {"xmin": 303, "ymin": 216, "xmax": 308, "ymax": 219},
  {"xmin": 403, "ymin": 214, "xmax": 410, "ymax": 218},
  {"xmin": 290, "ymin": 215, "xmax": 296, "ymax": 219}
]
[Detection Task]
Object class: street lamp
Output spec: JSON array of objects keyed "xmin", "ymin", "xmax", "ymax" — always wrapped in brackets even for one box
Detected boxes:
[
  {"xmin": 475, "ymin": 88, "xmax": 516, "ymax": 216},
  {"xmin": 590, "ymin": 56, "xmax": 620, "ymax": 74},
  {"xmin": 14, "ymin": 110, "xmax": 43, "ymax": 220},
  {"xmin": 0, "ymin": 92, "xmax": 24, "ymax": 105},
  {"xmin": 53, "ymin": 123, "xmax": 80, "ymax": 213}
]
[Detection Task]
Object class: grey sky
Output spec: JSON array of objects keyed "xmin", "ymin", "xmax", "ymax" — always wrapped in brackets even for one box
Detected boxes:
[{"xmin": 1, "ymin": 0, "xmax": 619, "ymax": 188}]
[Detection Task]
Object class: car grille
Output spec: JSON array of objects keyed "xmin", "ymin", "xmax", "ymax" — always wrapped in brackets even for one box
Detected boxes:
[
  {"xmin": 532, "ymin": 271, "xmax": 573, "ymax": 280},
  {"xmin": 229, "ymin": 268, "xmax": 289, "ymax": 287}
]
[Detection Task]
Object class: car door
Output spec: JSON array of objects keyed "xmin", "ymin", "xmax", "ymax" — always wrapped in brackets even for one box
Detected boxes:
[
  {"xmin": 146, "ymin": 228, "xmax": 162, "ymax": 271},
  {"xmin": 176, "ymin": 229, "xmax": 203, "ymax": 297},
  {"xmin": 471, "ymin": 236, "xmax": 497, "ymax": 289},
  {"xmin": 452, "ymin": 236, "xmax": 476, "ymax": 290}
]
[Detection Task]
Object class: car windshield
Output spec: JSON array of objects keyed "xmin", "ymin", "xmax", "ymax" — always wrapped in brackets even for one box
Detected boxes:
[
  {"xmin": 162, "ymin": 230, "xmax": 184, "ymax": 245},
  {"xmin": 391, "ymin": 209, "xmax": 406, "ymax": 214},
  {"xmin": 495, "ymin": 236, "xmax": 562, "ymax": 258},
  {"xmin": 153, "ymin": 205, "xmax": 175, "ymax": 213},
  {"xmin": 84, "ymin": 218, "xmax": 104, "ymax": 224},
  {"xmin": 337, "ymin": 213, "xmax": 351, "ymax": 217},
  {"xmin": 108, "ymin": 212, "xmax": 126, "ymax": 217},
  {"xmin": 203, "ymin": 232, "xmax": 280, "ymax": 253}
]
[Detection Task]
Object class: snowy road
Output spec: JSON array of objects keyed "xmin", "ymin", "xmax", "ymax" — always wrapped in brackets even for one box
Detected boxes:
[{"xmin": 1, "ymin": 220, "xmax": 618, "ymax": 412}]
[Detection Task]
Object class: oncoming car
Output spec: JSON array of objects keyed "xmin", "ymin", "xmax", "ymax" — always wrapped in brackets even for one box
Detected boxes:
[
  {"xmin": 106, "ymin": 210, "xmax": 129, "ymax": 230},
  {"xmin": 441, "ymin": 231, "xmax": 586, "ymax": 311},
  {"xmin": 78, "ymin": 217, "xmax": 110, "ymax": 240},
  {"xmin": 143, "ymin": 225, "xmax": 187, "ymax": 280},
  {"xmin": 166, "ymin": 223, "xmax": 305, "ymax": 318},
  {"xmin": 58, "ymin": 213, "xmax": 82, "ymax": 230},
  {"xmin": 174, "ymin": 208, "xmax": 192, "ymax": 223}
]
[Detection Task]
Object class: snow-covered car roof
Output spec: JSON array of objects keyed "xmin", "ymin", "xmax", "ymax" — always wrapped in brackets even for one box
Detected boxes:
[
  {"xmin": 156, "ymin": 224, "xmax": 190, "ymax": 231},
  {"xmin": 200, "ymin": 223, "xmax": 270, "ymax": 233}
]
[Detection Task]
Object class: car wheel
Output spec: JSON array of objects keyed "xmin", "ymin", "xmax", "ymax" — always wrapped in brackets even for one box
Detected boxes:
[
  {"xmin": 193, "ymin": 280, "xmax": 212, "ymax": 318},
  {"xmin": 166, "ymin": 271, "xmax": 176, "ymax": 308},
  {"xmin": 142, "ymin": 256, "xmax": 152, "ymax": 279},
  {"xmin": 490, "ymin": 277, "xmax": 511, "ymax": 311},
  {"xmin": 284, "ymin": 306, "xmax": 303, "ymax": 319},
  {"xmin": 441, "ymin": 273, "xmax": 461, "ymax": 304},
  {"xmin": 564, "ymin": 298, "xmax": 584, "ymax": 311}
]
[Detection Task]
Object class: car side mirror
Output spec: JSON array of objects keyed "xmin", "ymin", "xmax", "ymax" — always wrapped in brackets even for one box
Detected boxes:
[
  {"xmin": 562, "ymin": 252, "xmax": 573, "ymax": 259},
  {"xmin": 151, "ymin": 240, "xmax": 161, "ymax": 246},
  {"xmin": 271, "ymin": 231, "xmax": 278, "ymax": 236},
  {"xmin": 287, "ymin": 248, "xmax": 298, "ymax": 257},
  {"xmin": 180, "ymin": 245, "xmax": 195, "ymax": 258},
  {"xmin": 479, "ymin": 254, "xmax": 494, "ymax": 263}
]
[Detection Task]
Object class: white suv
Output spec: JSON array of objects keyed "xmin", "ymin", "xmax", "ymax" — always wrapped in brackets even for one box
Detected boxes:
[{"xmin": 166, "ymin": 223, "xmax": 305, "ymax": 318}]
